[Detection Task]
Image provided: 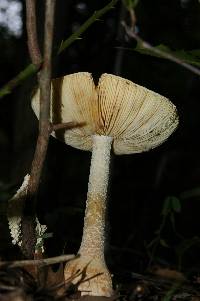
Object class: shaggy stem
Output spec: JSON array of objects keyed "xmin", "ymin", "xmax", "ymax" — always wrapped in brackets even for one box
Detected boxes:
[
  {"xmin": 79, "ymin": 135, "xmax": 113, "ymax": 258},
  {"xmin": 64, "ymin": 135, "xmax": 113, "ymax": 296}
]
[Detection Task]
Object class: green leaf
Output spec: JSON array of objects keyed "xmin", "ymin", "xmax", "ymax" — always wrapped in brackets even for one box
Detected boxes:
[
  {"xmin": 162, "ymin": 196, "xmax": 181, "ymax": 216},
  {"xmin": 175, "ymin": 236, "xmax": 200, "ymax": 256},
  {"xmin": 160, "ymin": 239, "xmax": 169, "ymax": 248},
  {"xmin": 171, "ymin": 197, "xmax": 181, "ymax": 213},
  {"xmin": 43, "ymin": 232, "xmax": 53, "ymax": 239},
  {"xmin": 123, "ymin": 0, "xmax": 139, "ymax": 9},
  {"xmin": 134, "ymin": 43, "xmax": 200, "ymax": 67},
  {"xmin": 161, "ymin": 197, "xmax": 172, "ymax": 216},
  {"xmin": 170, "ymin": 212, "xmax": 176, "ymax": 231},
  {"xmin": 180, "ymin": 187, "xmax": 200, "ymax": 199},
  {"xmin": 162, "ymin": 283, "xmax": 180, "ymax": 301},
  {"xmin": 189, "ymin": 49, "xmax": 200, "ymax": 58},
  {"xmin": 147, "ymin": 237, "xmax": 159, "ymax": 248}
]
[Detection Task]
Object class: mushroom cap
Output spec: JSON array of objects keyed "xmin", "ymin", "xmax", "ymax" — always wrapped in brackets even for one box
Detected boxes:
[{"xmin": 32, "ymin": 72, "xmax": 178, "ymax": 155}]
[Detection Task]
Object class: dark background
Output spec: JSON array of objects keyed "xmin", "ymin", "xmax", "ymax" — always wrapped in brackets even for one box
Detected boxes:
[{"xmin": 0, "ymin": 0, "xmax": 200, "ymax": 282}]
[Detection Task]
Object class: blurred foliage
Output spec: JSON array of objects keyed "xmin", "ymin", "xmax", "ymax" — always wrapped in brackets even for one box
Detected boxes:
[
  {"xmin": 123, "ymin": 0, "xmax": 139, "ymax": 9},
  {"xmin": 180, "ymin": 186, "xmax": 200, "ymax": 199},
  {"xmin": 132, "ymin": 43, "xmax": 200, "ymax": 67},
  {"xmin": 175, "ymin": 236, "xmax": 200, "ymax": 270},
  {"xmin": 147, "ymin": 196, "xmax": 182, "ymax": 266},
  {"xmin": 0, "ymin": 0, "xmax": 119, "ymax": 98},
  {"xmin": 147, "ymin": 195, "xmax": 200, "ymax": 271}
]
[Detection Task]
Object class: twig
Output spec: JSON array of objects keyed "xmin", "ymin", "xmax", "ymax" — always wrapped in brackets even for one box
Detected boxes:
[
  {"xmin": 113, "ymin": 2, "xmax": 126, "ymax": 75},
  {"xmin": 0, "ymin": 0, "xmax": 43, "ymax": 101},
  {"xmin": 21, "ymin": 0, "xmax": 56, "ymax": 259},
  {"xmin": 0, "ymin": 254, "xmax": 76, "ymax": 268},
  {"xmin": 26, "ymin": 0, "xmax": 42, "ymax": 67},
  {"xmin": 0, "ymin": 0, "xmax": 119, "ymax": 99},
  {"xmin": 130, "ymin": 272, "xmax": 200, "ymax": 300},
  {"xmin": 0, "ymin": 64, "xmax": 37, "ymax": 98},
  {"xmin": 128, "ymin": 5, "xmax": 136, "ymax": 31},
  {"xmin": 58, "ymin": 0, "xmax": 118, "ymax": 54},
  {"xmin": 28, "ymin": 0, "xmax": 55, "ymax": 197},
  {"xmin": 51, "ymin": 121, "xmax": 85, "ymax": 132},
  {"xmin": 122, "ymin": 22, "xmax": 200, "ymax": 77}
]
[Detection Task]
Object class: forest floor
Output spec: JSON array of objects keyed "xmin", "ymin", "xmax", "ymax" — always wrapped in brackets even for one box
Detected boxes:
[{"xmin": 0, "ymin": 263, "xmax": 200, "ymax": 301}]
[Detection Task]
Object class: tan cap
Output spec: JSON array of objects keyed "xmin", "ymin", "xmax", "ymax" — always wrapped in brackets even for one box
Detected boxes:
[{"xmin": 32, "ymin": 72, "xmax": 178, "ymax": 154}]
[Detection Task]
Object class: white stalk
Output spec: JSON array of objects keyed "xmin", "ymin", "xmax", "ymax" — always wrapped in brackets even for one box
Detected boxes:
[
  {"xmin": 64, "ymin": 134, "xmax": 113, "ymax": 296},
  {"xmin": 79, "ymin": 134, "xmax": 113, "ymax": 258}
]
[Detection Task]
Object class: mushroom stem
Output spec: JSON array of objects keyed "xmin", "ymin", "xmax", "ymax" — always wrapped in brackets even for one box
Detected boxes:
[
  {"xmin": 64, "ymin": 134, "xmax": 113, "ymax": 296},
  {"xmin": 79, "ymin": 134, "xmax": 113, "ymax": 258}
]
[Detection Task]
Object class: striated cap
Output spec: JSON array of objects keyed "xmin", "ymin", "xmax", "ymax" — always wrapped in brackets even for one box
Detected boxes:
[{"xmin": 32, "ymin": 72, "xmax": 179, "ymax": 155}]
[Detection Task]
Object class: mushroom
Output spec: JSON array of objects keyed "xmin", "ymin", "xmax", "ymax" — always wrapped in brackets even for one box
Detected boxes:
[{"xmin": 32, "ymin": 72, "xmax": 179, "ymax": 297}]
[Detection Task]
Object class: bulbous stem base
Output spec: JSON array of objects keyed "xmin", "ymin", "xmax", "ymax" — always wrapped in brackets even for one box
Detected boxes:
[{"xmin": 64, "ymin": 255, "xmax": 113, "ymax": 297}]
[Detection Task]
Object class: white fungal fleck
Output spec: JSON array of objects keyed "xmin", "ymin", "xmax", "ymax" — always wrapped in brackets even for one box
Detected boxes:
[
  {"xmin": 7, "ymin": 174, "xmax": 30, "ymax": 247},
  {"xmin": 35, "ymin": 217, "xmax": 47, "ymax": 253},
  {"xmin": 7, "ymin": 174, "xmax": 47, "ymax": 252}
]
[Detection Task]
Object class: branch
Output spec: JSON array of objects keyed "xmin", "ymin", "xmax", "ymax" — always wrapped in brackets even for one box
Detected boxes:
[
  {"xmin": 51, "ymin": 121, "xmax": 85, "ymax": 132},
  {"xmin": 0, "ymin": 0, "xmax": 119, "ymax": 99},
  {"xmin": 113, "ymin": 2, "xmax": 126, "ymax": 75},
  {"xmin": 26, "ymin": 0, "xmax": 42, "ymax": 67},
  {"xmin": 28, "ymin": 0, "xmax": 55, "ymax": 196},
  {"xmin": 0, "ymin": 254, "xmax": 76, "ymax": 268},
  {"xmin": 58, "ymin": 0, "xmax": 118, "ymax": 53},
  {"xmin": 0, "ymin": 64, "xmax": 37, "ymax": 98},
  {"xmin": 123, "ymin": 22, "xmax": 200, "ymax": 77},
  {"xmin": 21, "ymin": 0, "xmax": 56, "ymax": 259}
]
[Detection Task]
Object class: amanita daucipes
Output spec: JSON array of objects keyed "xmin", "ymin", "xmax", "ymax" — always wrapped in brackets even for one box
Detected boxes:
[{"xmin": 32, "ymin": 72, "xmax": 178, "ymax": 297}]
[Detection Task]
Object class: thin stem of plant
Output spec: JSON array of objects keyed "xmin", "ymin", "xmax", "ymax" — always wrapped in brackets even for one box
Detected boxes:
[
  {"xmin": 122, "ymin": 22, "xmax": 200, "ymax": 77},
  {"xmin": 26, "ymin": 0, "xmax": 42, "ymax": 67},
  {"xmin": 58, "ymin": 0, "xmax": 118, "ymax": 54},
  {"xmin": 28, "ymin": 0, "xmax": 55, "ymax": 199},
  {"xmin": 21, "ymin": 0, "xmax": 56, "ymax": 259},
  {"xmin": 113, "ymin": 2, "xmax": 126, "ymax": 75},
  {"xmin": 0, "ymin": 254, "xmax": 76, "ymax": 268},
  {"xmin": 51, "ymin": 121, "xmax": 85, "ymax": 132},
  {"xmin": 0, "ymin": 0, "xmax": 118, "ymax": 99}
]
